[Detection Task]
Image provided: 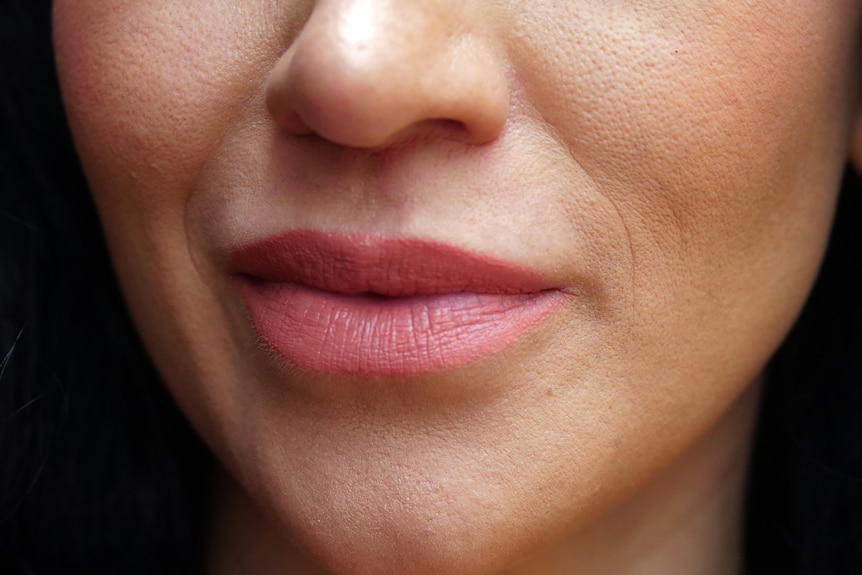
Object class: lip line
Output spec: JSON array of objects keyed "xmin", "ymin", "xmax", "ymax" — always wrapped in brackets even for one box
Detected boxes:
[{"xmin": 227, "ymin": 229, "xmax": 558, "ymax": 297}]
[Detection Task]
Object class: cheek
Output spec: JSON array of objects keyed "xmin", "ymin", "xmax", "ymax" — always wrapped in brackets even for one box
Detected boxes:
[
  {"xmin": 516, "ymin": 1, "xmax": 856, "ymax": 342},
  {"xmin": 51, "ymin": 0, "xmax": 287, "ymax": 438},
  {"xmin": 52, "ymin": 0, "xmax": 291, "ymax": 230}
]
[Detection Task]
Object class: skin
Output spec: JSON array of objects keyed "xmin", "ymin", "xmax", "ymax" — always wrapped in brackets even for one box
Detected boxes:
[{"xmin": 53, "ymin": 1, "xmax": 862, "ymax": 574}]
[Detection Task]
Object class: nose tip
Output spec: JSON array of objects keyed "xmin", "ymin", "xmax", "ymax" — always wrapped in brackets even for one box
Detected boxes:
[{"xmin": 265, "ymin": 0, "xmax": 510, "ymax": 149}]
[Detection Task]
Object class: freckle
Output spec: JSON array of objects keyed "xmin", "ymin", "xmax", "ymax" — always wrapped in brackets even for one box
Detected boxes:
[{"xmin": 545, "ymin": 387, "xmax": 554, "ymax": 397}]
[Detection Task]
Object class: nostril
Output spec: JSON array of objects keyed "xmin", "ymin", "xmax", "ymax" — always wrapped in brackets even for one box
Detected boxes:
[
  {"xmin": 432, "ymin": 119, "xmax": 471, "ymax": 139},
  {"xmin": 281, "ymin": 110, "xmax": 315, "ymax": 137},
  {"xmin": 381, "ymin": 119, "xmax": 472, "ymax": 148}
]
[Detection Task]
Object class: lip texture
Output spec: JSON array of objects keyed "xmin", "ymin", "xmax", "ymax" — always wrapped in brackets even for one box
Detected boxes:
[{"xmin": 229, "ymin": 231, "xmax": 567, "ymax": 376}]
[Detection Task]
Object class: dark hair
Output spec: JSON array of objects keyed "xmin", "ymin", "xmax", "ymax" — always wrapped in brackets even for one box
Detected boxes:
[
  {"xmin": 744, "ymin": 170, "xmax": 862, "ymax": 573},
  {"xmin": 1, "ymin": 2, "xmax": 860, "ymax": 574},
  {"xmin": 1, "ymin": 1, "xmax": 211, "ymax": 573}
]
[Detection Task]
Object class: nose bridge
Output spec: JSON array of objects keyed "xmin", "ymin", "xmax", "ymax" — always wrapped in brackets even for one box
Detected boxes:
[{"xmin": 265, "ymin": 0, "xmax": 510, "ymax": 148}]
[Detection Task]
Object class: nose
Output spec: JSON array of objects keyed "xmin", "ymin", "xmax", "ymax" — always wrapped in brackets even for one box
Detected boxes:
[{"xmin": 265, "ymin": 0, "xmax": 510, "ymax": 148}]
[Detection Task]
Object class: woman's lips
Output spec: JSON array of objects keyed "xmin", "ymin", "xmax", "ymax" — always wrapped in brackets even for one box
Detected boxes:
[{"xmin": 229, "ymin": 231, "xmax": 567, "ymax": 377}]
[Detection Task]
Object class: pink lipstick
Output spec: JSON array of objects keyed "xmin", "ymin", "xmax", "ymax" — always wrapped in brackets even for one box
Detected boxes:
[{"xmin": 229, "ymin": 231, "xmax": 567, "ymax": 377}]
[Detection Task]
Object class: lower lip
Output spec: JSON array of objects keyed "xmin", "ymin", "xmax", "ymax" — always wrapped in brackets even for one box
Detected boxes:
[{"xmin": 236, "ymin": 279, "xmax": 566, "ymax": 377}]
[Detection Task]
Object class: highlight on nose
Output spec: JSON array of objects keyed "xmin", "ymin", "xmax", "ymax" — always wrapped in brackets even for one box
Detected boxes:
[{"xmin": 264, "ymin": 0, "xmax": 510, "ymax": 149}]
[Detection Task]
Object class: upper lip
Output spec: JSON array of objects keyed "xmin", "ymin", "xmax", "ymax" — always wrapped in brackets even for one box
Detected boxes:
[{"xmin": 228, "ymin": 230, "xmax": 555, "ymax": 296}]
